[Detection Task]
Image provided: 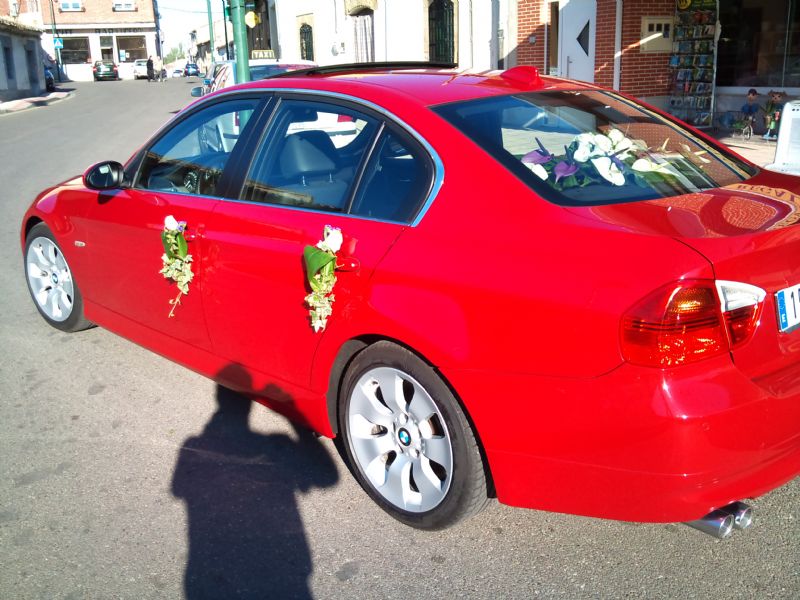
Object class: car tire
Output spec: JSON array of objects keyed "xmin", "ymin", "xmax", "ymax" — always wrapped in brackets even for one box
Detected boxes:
[
  {"xmin": 24, "ymin": 223, "xmax": 93, "ymax": 333},
  {"xmin": 339, "ymin": 341, "xmax": 489, "ymax": 529}
]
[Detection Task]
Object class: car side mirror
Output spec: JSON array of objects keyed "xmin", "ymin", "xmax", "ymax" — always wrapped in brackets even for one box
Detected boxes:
[
  {"xmin": 83, "ymin": 161, "xmax": 126, "ymax": 190},
  {"xmin": 191, "ymin": 86, "xmax": 205, "ymax": 97}
]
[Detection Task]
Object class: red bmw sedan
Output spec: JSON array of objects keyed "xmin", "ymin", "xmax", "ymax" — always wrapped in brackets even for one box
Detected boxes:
[{"xmin": 21, "ymin": 63, "xmax": 800, "ymax": 536}]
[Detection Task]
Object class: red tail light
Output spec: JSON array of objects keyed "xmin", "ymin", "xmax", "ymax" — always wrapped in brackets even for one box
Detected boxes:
[
  {"xmin": 337, "ymin": 114, "xmax": 354, "ymax": 122},
  {"xmin": 621, "ymin": 280, "xmax": 765, "ymax": 367}
]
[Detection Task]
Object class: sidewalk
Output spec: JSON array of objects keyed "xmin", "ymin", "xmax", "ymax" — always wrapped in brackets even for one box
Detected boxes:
[
  {"xmin": 711, "ymin": 133, "xmax": 777, "ymax": 168},
  {"xmin": 0, "ymin": 90, "xmax": 73, "ymax": 115}
]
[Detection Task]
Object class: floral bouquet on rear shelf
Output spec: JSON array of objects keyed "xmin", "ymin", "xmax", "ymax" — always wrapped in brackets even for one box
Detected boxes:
[
  {"xmin": 160, "ymin": 215, "xmax": 194, "ymax": 318},
  {"xmin": 520, "ymin": 129, "xmax": 707, "ymax": 191},
  {"xmin": 303, "ymin": 225, "xmax": 344, "ymax": 333}
]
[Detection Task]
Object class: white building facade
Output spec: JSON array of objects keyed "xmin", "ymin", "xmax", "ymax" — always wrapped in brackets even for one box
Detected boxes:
[{"xmin": 268, "ymin": 0, "xmax": 518, "ymax": 71}]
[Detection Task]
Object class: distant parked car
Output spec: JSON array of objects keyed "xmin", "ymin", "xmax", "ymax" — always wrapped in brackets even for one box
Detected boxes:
[
  {"xmin": 184, "ymin": 63, "xmax": 200, "ymax": 77},
  {"xmin": 171, "ymin": 69, "xmax": 183, "ymax": 78},
  {"xmin": 133, "ymin": 59, "xmax": 149, "ymax": 80},
  {"xmin": 92, "ymin": 61, "xmax": 119, "ymax": 81}
]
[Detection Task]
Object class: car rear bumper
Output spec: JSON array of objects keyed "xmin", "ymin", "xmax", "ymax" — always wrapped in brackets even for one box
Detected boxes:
[{"xmin": 445, "ymin": 354, "xmax": 800, "ymax": 522}]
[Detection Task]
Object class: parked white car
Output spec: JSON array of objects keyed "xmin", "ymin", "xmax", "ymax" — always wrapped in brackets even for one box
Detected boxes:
[{"xmin": 133, "ymin": 59, "xmax": 149, "ymax": 80}]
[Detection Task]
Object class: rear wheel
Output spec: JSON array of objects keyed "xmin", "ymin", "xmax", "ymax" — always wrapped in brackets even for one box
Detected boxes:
[
  {"xmin": 24, "ymin": 223, "xmax": 93, "ymax": 332},
  {"xmin": 339, "ymin": 342, "xmax": 488, "ymax": 529}
]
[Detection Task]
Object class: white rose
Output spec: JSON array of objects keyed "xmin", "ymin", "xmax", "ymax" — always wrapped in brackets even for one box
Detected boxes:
[
  {"xmin": 164, "ymin": 215, "xmax": 180, "ymax": 231},
  {"xmin": 323, "ymin": 226, "xmax": 343, "ymax": 253}
]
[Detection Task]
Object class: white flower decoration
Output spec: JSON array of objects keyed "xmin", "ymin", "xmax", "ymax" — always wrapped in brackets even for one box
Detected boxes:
[
  {"xmin": 591, "ymin": 156, "xmax": 626, "ymax": 186},
  {"xmin": 164, "ymin": 215, "xmax": 180, "ymax": 231},
  {"xmin": 317, "ymin": 225, "xmax": 343, "ymax": 254},
  {"xmin": 525, "ymin": 162, "xmax": 549, "ymax": 180}
]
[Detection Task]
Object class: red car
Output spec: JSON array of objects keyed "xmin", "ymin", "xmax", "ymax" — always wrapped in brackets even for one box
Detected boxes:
[{"xmin": 21, "ymin": 63, "xmax": 800, "ymax": 536}]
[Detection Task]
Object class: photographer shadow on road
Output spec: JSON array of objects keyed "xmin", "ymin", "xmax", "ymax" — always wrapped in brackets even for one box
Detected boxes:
[{"xmin": 171, "ymin": 364, "xmax": 339, "ymax": 599}]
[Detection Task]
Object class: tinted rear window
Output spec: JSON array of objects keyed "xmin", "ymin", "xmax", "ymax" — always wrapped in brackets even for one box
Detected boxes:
[{"xmin": 433, "ymin": 91, "xmax": 756, "ymax": 206}]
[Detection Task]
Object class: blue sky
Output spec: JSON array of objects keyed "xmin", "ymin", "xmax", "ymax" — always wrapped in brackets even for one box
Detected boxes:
[{"xmin": 158, "ymin": 0, "xmax": 222, "ymax": 50}]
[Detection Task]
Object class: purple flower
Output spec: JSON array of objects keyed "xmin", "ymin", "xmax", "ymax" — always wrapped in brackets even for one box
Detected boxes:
[
  {"xmin": 522, "ymin": 137, "xmax": 553, "ymax": 165},
  {"xmin": 554, "ymin": 161, "xmax": 578, "ymax": 182}
]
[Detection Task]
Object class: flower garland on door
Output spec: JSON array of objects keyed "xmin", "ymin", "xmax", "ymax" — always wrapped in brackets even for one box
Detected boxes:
[
  {"xmin": 303, "ymin": 225, "xmax": 343, "ymax": 332},
  {"xmin": 159, "ymin": 215, "xmax": 194, "ymax": 318}
]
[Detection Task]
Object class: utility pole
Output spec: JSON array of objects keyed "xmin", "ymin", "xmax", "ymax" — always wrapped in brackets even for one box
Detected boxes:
[
  {"xmin": 231, "ymin": 0, "xmax": 250, "ymax": 83},
  {"xmin": 48, "ymin": 0, "xmax": 62, "ymax": 82},
  {"xmin": 205, "ymin": 0, "xmax": 216, "ymax": 64}
]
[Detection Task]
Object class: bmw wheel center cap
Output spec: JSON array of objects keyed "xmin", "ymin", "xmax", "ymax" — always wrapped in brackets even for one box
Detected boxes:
[{"xmin": 398, "ymin": 428, "xmax": 411, "ymax": 446}]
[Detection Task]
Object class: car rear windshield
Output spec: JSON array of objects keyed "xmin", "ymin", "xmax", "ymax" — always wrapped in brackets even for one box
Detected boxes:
[{"xmin": 433, "ymin": 90, "xmax": 756, "ymax": 206}]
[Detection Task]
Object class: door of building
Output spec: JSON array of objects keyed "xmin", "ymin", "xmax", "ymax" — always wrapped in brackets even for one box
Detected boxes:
[{"xmin": 558, "ymin": 0, "xmax": 596, "ymax": 83}]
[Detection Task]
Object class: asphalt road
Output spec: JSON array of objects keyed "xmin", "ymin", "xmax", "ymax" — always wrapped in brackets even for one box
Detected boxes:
[{"xmin": 1, "ymin": 79, "xmax": 799, "ymax": 600}]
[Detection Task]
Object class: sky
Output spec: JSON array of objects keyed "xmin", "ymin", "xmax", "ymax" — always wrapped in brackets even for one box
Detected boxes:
[{"xmin": 158, "ymin": 0, "xmax": 223, "ymax": 51}]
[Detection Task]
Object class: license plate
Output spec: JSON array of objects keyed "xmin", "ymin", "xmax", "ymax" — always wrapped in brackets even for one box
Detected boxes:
[{"xmin": 775, "ymin": 283, "xmax": 800, "ymax": 332}]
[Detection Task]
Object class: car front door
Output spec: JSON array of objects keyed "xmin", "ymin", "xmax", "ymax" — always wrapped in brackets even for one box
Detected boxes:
[
  {"xmin": 202, "ymin": 95, "xmax": 436, "ymax": 391},
  {"xmin": 82, "ymin": 96, "xmax": 266, "ymax": 349}
]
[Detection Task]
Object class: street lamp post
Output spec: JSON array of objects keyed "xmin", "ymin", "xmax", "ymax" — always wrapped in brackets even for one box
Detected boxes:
[
  {"xmin": 205, "ymin": 0, "xmax": 215, "ymax": 65},
  {"xmin": 222, "ymin": 0, "xmax": 230, "ymax": 60},
  {"xmin": 48, "ymin": 0, "xmax": 62, "ymax": 82}
]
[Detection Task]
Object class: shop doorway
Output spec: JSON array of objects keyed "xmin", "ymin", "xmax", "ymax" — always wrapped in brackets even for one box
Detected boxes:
[{"xmin": 558, "ymin": 0, "xmax": 596, "ymax": 83}]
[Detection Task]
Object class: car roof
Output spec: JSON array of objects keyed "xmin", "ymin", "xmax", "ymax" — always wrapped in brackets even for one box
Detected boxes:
[{"xmin": 231, "ymin": 64, "xmax": 594, "ymax": 107}]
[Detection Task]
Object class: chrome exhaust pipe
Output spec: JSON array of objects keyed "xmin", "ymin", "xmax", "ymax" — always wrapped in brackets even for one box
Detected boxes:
[
  {"xmin": 685, "ymin": 509, "xmax": 735, "ymax": 539},
  {"xmin": 719, "ymin": 501, "xmax": 754, "ymax": 530}
]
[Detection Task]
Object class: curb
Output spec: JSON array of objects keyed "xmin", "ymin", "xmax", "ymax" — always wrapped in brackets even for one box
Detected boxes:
[{"xmin": 0, "ymin": 90, "xmax": 74, "ymax": 116}]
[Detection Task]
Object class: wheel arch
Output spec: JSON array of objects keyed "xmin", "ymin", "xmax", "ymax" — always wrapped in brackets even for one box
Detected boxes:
[
  {"xmin": 323, "ymin": 334, "xmax": 496, "ymax": 498},
  {"xmin": 22, "ymin": 216, "xmax": 43, "ymax": 244}
]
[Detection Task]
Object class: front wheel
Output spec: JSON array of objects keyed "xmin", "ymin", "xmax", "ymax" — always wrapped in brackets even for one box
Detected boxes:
[
  {"xmin": 339, "ymin": 342, "xmax": 489, "ymax": 529},
  {"xmin": 24, "ymin": 223, "xmax": 93, "ymax": 332}
]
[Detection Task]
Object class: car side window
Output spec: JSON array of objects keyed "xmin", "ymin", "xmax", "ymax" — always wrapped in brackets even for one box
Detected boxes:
[
  {"xmin": 135, "ymin": 98, "xmax": 261, "ymax": 197},
  {"xmin": 349, "ymin": 128, "xmax": 434, "ymax": 223},
  {"xmin": 241, "ymin": 99, "xmax": 378, "ymax": 212}
]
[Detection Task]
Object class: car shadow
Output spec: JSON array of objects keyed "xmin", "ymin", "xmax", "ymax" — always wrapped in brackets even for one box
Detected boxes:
[{"xmin": 171, "ymin": 364, "xmax": 339, "ymax": 599}]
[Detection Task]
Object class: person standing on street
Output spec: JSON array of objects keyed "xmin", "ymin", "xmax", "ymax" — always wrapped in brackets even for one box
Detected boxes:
[
  {"xmin": 146, "ymin": 56, "xmax": 154, "ymax": 82},
  {"xmin": 154, "ymin": 55, "xmax": 164, "ymax": 82}
]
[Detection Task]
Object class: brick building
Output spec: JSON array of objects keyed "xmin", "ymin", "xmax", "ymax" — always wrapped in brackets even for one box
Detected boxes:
[
  {"xmin": 516, "ymin": 0, "xmax": 800, "ymax": 129},
  {"xmin": 40, "ymin": 0, "xmax": 159, "ymax": 81}
]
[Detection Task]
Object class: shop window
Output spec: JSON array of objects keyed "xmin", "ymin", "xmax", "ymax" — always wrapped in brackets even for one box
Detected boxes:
[
  {"xmin": 59, "ymin": 1, "xmax": 82, "ymax": 11},
  {"xmin": 117, "ymin": 36, "xmax": 146, "ymax": 62},
  {"xmin": 61, "ymin": 37, "xmax": 90, "ymax": 64},
  {"xmin": 718, "ymin": 0, "xmax": 800, "ymax": 87}
]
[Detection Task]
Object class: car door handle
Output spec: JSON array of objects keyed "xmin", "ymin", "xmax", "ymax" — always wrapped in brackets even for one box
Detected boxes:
[
  {"xmin": 183, "ymin": 226, "xmax": 204, "ymax": 241},
  {"xmin": 336, "ymin": 256, "xmax": 360, "ymax": 272}
]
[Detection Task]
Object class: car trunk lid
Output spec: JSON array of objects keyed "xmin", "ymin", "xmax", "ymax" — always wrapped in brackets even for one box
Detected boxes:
[{"xmin": 567, "ymin": 170, "xmax": 800, "ymax": 390}]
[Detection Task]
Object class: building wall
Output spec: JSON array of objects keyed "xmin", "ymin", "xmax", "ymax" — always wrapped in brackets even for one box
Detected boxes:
[
  {"xmin": 0, "ymin": 19, "xmax": 44, "ymax": 101},
  {"xmin": 271, "ymin": 0, "xmax": 512, "ymax": 70},
  {"xmin": 42, "ymin": 0, "xmax": 154, "ymax": 26},
  {"xmin": 615, "ymin": 0, "xmax": 672, "ymax": 100},
  {"xmin": 38, "ymin": 0, "xmax": 157, "ymax": 81},
  {"xmin": 516, "ymin": 0, "xmax": 673, "ymax": 104}
]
